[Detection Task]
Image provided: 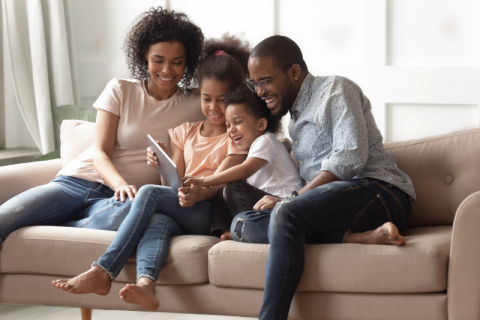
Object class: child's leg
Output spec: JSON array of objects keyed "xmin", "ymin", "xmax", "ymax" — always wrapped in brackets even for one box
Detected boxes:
[
  {"xmin": 224, "ymin": 180, "xmax": 273, "ymax": 217},
  {"xmin": 118, "ymin": 192, "xmax": 213, "ymax": 310},
  {"xmin": 52, "ymin": 185, "xmax": 177, "ymax": 294},
  {"xmin": 120, "ymin": 213, "xmax": 184, "ymax": 311},
  {"xmin": 210, "ymin": 187, "xmax": 233, "ymax": 237}
]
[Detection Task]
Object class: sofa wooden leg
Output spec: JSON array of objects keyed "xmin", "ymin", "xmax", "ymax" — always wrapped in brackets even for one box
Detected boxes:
[{"xmin": 81, "ymin": 308, "xmax": 92, "ymax": 320}]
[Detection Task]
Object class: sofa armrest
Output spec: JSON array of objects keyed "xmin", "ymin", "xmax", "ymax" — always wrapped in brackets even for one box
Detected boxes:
[
  {"xmin": 0, "ymin": 159, "xmax": 61, "ymax": 205},
  {"xmin": 448, "ymin": 191, "xmax": 480, "ymax": 320}
]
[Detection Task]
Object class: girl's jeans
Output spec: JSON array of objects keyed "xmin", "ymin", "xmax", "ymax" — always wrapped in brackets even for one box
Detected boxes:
[
  {"xmin": 93, "ymin": 185, "xmax": 212, "ymax": 283},
  {"xmin": 230, "ymin": 179, "xmax": 411, "ymax": 320},
  {"xmin": 0, "ymin": 176, "xmax": 132, "ymax": 245}
]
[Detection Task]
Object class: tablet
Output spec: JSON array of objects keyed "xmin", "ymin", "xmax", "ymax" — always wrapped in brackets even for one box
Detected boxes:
[{"xmin": 147, "ymin": 135, "xmax": 182, "ymax": 192}]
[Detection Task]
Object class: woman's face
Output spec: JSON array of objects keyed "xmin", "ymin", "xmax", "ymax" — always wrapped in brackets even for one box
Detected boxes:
[
  {"xmin": 145, "ymin": 41, "xmax": 187, "ymax": 94},
  {"xmin": 200, "ymin": 79, "xmax": 230, "ymax": 126}
]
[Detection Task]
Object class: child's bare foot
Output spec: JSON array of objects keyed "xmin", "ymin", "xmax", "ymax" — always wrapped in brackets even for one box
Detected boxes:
[
  {"xmin": 52, "ymin": 266, "xmax": 111, "ymax": 295},
  {"xmin": 119, "ymin": 277, "xmax": 159, "ymax": 311},
  {"xmin": 220, "ymin": 231, "xmax": 233, "ymax": 241},
  {"xmin": 345, "ymin": 222, "xmax": 406, "ymax": 246}
]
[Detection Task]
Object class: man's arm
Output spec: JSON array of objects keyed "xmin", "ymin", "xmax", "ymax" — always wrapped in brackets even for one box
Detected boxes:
[
  {"xmin": 298, "ymin": 170, "xmax": 340, "ymax": 195},
  {"xmin": 254, "ymin": 78, "xmax": 369, "ymax": 209}
]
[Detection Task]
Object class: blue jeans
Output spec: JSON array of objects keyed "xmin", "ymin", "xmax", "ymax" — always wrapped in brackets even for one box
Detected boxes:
[
  {"xmin": 0, "ymin": 176, "xmax": 132, "ymax": 245},
  {"xmin": 230, "ymin": 179, "xmax": 411, "ymax": 320},
  {"xmin": 93, "ymin": 185, "xmax": 213, "ymax": 283}
]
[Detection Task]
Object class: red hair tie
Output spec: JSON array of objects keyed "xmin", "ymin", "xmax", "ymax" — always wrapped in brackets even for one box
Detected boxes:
[{"xmin": 214, "ymin": 50, "xmax": 229, "ymax": 56}]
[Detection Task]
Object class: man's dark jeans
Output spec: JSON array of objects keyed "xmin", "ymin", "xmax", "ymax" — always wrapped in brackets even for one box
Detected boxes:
[{"xmin": 230, "ymin": 179, "xmax": 411, "ymax": 320}]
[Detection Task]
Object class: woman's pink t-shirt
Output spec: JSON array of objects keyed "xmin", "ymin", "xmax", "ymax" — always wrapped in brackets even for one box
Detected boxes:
[
  {"xmin": 168, "ymin": 121, "xmax": 247, "ymax": 178},
  {"xmin": 57, "ymin": 78, "xmax": 205, "ymax": 188}
]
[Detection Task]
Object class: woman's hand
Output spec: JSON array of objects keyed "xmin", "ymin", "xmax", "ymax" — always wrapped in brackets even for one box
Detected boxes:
[
  {"xmin": 253, "ymin": 195, "xmax": 282, "ymax": 210},
  {"xmin": 114, "ymin": 184, "xmax": 138, "ymax": 202},
  {"xmin": 147, "ymin": 141, "xmax": 170, "ymax": 167},
  {"xmin": 182, "ymin": 175, "xmax": 205, "ymax": 187}
]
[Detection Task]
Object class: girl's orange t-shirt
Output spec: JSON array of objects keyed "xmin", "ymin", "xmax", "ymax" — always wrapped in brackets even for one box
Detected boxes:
[{"xmin": 168, "ymin": 121, "xmax": 246, "ymax": 178}]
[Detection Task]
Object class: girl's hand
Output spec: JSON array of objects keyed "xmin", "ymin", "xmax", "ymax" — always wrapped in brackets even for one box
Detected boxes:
[
  {"xmin": 115, "ymin": 184, "xmax": 137, "ymax": 202},
  {"xmin": 182, "ymin": 176, "xmax": 205, "ymax": 187},
  {"xmin": 253, "ymin": 195, "xmax": 282, "ymax": 210},
  {"xmin": 147, "ymin": 141, "xmax": 170, "ymax": 167},
  {"xmin": 178, "ymin": 184, "xmax": 203, "ymax": 207}
]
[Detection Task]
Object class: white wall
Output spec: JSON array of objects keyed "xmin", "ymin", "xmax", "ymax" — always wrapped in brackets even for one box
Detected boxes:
[{"xmin": 5, "ymin": 0, "xmax": 480, "ymax": 147}]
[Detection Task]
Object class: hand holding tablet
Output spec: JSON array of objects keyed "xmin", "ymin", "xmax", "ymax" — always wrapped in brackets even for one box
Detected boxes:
[{"xmin": 147, "ymin": 135, "xmax": 183, "ymax": 192}]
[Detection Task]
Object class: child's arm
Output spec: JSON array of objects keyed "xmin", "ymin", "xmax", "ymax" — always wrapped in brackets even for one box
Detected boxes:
[
  {"xmin": 184, "ymin": 157, "xmax": 266, "ymax": 187},
  {"xmin": 178, "ymin": 154, "xmax": 247, "ymax": 206}
]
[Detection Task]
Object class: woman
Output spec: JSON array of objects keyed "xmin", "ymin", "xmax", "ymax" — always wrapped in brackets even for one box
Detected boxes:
[{"xmin": 0, "ymin": 7, "xmax": 205, "ymax": 243}]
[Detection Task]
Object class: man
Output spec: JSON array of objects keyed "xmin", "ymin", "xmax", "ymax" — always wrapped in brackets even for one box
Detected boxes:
[{"xmin": 235, "ymin": 36, "xmax": 416, "ymax": 319}]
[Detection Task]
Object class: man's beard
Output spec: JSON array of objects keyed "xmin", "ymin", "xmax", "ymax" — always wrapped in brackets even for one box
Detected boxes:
[{"xmin": 273, "ymin": 85, "xmax": 298, "ymax": 120}]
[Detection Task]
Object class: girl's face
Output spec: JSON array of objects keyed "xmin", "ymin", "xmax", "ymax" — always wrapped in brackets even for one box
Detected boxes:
[
  {"xmin": 200, "ymin": 79, "xmax": 229, "ymax": 126},
  {"xmin": 225, "ymin": 103, "xmax": 267, "ymax": 150},
  {"xmin": 145, "ymin": 41, "xmax": 187, "ymax": 95}
]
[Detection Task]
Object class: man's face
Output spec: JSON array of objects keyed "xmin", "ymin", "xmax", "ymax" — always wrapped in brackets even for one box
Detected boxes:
[{"xmin": 247, "ymin": 56, "xmax": 298, "ymax": 118}]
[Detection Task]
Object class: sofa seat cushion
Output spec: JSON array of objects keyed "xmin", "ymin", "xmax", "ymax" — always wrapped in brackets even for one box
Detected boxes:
[
  {"xmin": 208, "ymin": 225, "xmax": 451, "ymax": 293},
  {"xmin": 0, "ymin": 226, "xmax": 219, "ymax": 285}
]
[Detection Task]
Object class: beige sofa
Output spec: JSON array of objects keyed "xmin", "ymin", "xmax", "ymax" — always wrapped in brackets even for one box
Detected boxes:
[{"xmin": 1, "ymin": 121, "xmax": 479, "ymax": 320}]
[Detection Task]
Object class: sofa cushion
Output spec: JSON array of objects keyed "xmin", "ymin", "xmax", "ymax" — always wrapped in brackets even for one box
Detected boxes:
[
  {"xmin": 0, "ymin": 226, "xmax": 219, "ymax": 285},
  {"xmin": 383, "ymin": 128, "xmax": 480, "ymax": 227},
  {"xmin": 208, "ymin": 225, "xmax": 451, "ymax": 293},
  {"xmin": 60, "ymin": 120, "xmax": 96, "ymax": 168}
]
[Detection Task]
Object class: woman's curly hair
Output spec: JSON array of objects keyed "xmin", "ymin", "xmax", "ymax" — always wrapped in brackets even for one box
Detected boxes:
[
  {"xmin": 123, "ymin": 7, "xmax": 204, "ymax": 88},
  {"xmin": 196, "ymin": 33, "xmax": 251, "ymax": 88}
]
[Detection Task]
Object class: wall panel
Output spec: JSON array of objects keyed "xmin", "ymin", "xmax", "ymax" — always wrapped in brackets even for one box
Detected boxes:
[
  {"xmin": 386, "ymin": 103, "xmax": 479, "ymax": 142},
  {"xmin": 387, "ymin": 0, "xmax": 480, "ymax": 67}
]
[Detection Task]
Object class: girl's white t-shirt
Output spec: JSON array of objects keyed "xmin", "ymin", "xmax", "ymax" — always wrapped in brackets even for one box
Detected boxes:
[
  {"xmin": 246, "ymin": 132, "xmax": 304, "ymax": 198},
  {"xmin": 57, "ymin": 77, "xmax": 205, "ymax": 188}
]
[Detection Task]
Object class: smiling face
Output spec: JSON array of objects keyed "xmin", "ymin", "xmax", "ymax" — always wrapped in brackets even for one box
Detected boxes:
[
  {"xmin": 226, "ymin": 103, "xmax": 267, "ymax": 151},
  {"xmin": 200, "ymin": 79, "xmax": 230, "ymax": 126},
  {"xmin": 145, "ymin": 41, "xmax": 187, "ymax": 98},
  {"xmin": 247, "ymin": 56, "xmax": 298, "ymax": 118}
]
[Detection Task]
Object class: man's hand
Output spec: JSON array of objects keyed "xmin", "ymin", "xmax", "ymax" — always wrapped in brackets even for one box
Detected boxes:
[
  {"xmin": 182, "ymin": 176, "xmax": 205, "ymax": 187},
  {"xmin": 253, "ymin": 195, "xmax": 282, "ymax": 210},
  {"xmin": 178, "ymin": 184, "xmax": 203, "ymax": 207}
]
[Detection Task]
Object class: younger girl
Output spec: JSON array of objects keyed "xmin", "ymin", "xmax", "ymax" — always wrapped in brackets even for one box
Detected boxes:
[
  {"xmin": 53, "ymin": 34, "xmax": 250, "ymax": 311},
  {"xmin": 183, "ymin": 85, "xmax": 304, "ymax": 241}
]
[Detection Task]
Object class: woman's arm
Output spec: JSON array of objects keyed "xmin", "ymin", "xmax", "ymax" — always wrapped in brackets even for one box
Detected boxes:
[
  {"xmin": 178, "ymin": 154, "xmax": 247, "ymax": 207},
  {"xmin": 184, "ymin": 157, "xmax": 266, "ymax": 188},
  {"xmin": 93, "ymin": 110, "xmax": 136, "ymax": 202}
]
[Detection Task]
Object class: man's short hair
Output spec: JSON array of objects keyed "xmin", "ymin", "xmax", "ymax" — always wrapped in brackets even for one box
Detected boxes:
[{"xmin": 250, "ymin": 35, "xmax": 307, "ymax": 71}]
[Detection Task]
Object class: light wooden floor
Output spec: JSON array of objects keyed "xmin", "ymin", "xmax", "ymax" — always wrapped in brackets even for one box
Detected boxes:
[{"xmin": 0, "ymin": 305, "xmax": 255, "ymax": 320}]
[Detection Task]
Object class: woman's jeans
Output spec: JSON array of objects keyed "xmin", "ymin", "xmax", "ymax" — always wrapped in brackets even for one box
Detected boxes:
[
  {"xmin": 0, "ymin": 176, "xmax": 132, "ymax": 245},
  {"xmin": 94, "ymin": 185, "xmax": 212, "ymax": 283},
  {"xmin": 230, "ymin": 179, "xmax": 411, "ymax": 320}
]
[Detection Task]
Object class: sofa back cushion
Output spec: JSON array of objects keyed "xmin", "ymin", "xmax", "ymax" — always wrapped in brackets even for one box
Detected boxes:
[
  {"xmin": 383, "ymin": 128, "xmax": 480, "ymax": 227},
  {"xmin": 60, "ymin": 120, "xmax": 96, "ymax": 168}
]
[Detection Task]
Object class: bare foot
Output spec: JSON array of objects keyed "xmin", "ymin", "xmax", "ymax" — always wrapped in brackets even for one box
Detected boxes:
[
  {"xmin": 345, "ymin": 222, "xmax": 406, "ymax": 246},
  {"xmin": 220, "ymin": 231, "xmax": 233, "ymax": 241},
  {"xmin": 119, "ymin": 277, "xmax": 159, "ymax": 311},
  {"xmin": 52, "ymin": 266, "xmax": 111, "ymax": 295}
]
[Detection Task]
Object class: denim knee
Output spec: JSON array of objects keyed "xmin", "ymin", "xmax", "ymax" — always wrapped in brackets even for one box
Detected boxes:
[
  {"xmin": 269, "ymin": 198, "xmax": 296, "ymax": 235},
  {"xmin": 230, "ymin": 210, "xmax": 270, "ymax": 244}
]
